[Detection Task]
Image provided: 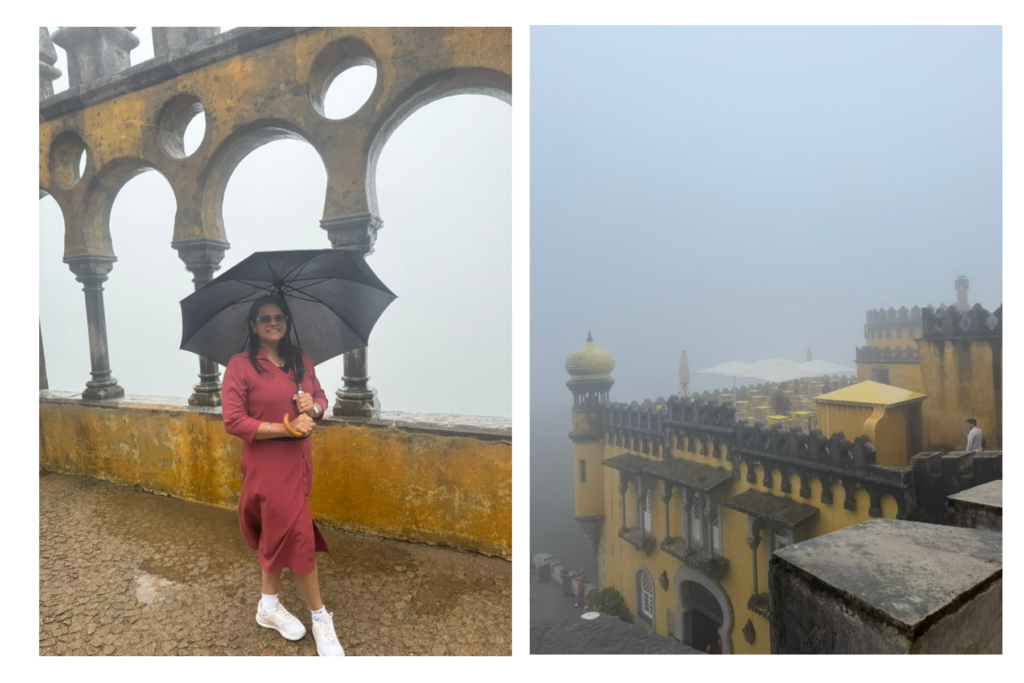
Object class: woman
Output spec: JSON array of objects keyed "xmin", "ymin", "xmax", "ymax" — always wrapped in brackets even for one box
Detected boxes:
[{"xmin": 221, "ymin": 295, "xmax": 344, "ymax": 656}]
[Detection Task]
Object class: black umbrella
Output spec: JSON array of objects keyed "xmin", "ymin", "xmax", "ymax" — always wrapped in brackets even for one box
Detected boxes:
[{"xmin": 179, "ymin": 249, "xmax": 396, "ymax": 368}]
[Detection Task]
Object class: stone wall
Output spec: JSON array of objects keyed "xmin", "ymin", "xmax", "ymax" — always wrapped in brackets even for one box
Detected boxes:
[
  {"xmin": 769, "ymin": 518, "xmax": 1001, "ymax": 654},
  {"xmin": 910, "ymin": 450, "xmax": 1002, "ymax": 524},
  {"xmin": 39, "ymin": 392, "xmax": 511, "ymax": 557}
]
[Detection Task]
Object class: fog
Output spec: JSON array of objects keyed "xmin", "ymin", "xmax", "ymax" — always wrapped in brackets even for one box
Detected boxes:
[
  {"xmin": 530, "ymin": 26, "xmax": 1001, "ymax": 576},
  {"xmin": 40, "ymin": 28, "xmax": 511, "ymax": 418}
]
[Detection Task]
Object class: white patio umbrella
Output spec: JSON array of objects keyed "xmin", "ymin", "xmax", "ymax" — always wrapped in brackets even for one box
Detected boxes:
[
  {"xmin": 796, "ymin": 359, "xmax": 856, "ymax": 375},
  {"xmin": 744, "ymin": 358, "xmax": 819, "ymax": 383},
  {"xmin": 678, "ymin": 350, "xmax": 692, "ymax": 398},
  {"xmin": 697, "ymin": 360, "xmax": 754, "ymax": 397}
]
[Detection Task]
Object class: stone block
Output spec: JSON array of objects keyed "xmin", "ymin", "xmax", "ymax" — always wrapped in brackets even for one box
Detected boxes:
[
  {"xmin": 769, "ymin": 518, "xmax": 1001, "ymax": 653},
  {"xmin": 947, "ymin": 480, "xmax": 1002, "ymax": 531}
]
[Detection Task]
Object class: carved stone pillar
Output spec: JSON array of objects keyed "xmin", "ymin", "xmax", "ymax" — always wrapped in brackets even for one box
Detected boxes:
[
  {"xmin": 747, "ymin": 518, "xmax": 764, "ymax": 596},
  {"xmin": 680, "ymin": 488, "xmax": 691, "ymax": 548},
  {"xmin": 39, "ymin": 28, "xmax": 62, "ymax": 99},
  {"xmin": 51, "ymin": 28, "xmax": 139, "ymax": 88},
  {"xmin": 65, "ymin": 255, "xmax": 124, "ymax": 400},
  {"xmin": 39, "ymin": 322, "xmax": 48, "ymax": 390},
  {"xmin": 174, "ymin": 239, "xmax": 229, "ymax": 406},
  {"xmin": 618, "ymin": 474, "xmax": 630, "ymax": 530},
  {"xmin": 324, "ymin": 213, "xmax": 383, "ymax": 417},
  {"xmin": 661, "ymin": 482, "xmax": 674, "ymax": 542},
  {"xmin": 152, "ymin": 27, "xmax": 220, "ymax": 57}
]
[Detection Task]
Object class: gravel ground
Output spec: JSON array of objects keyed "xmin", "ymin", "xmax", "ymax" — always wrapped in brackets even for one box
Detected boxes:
[{"xmin": 39, "ymin": 471, "xmax": 511, "ymax": 656}]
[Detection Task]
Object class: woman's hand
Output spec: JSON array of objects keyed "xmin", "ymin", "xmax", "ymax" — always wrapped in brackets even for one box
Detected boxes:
[
  {"xmin": 294, "ymin": 392, "xmax": 315, "ymax": 416},
  {"xmin": 291, "ymin": 413, "xmax": 316, "ymax": 437}
]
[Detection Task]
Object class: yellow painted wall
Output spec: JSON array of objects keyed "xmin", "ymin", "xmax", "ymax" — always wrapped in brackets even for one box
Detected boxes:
[
  {"xmin": 855, "ymin": 362, "xmax": 923, "ymax": 393},
  {"xmin": 39, "ymin": 398, "xmax": 511, "ymax": 557},
  {"xmin": 865, "ymin": 325, "xmax": 921, "ymax": 348},
  {"xmin": 595, "ymin": 436, "xmax": 890, "ymax": 654},
  {"xmin": 817, "ymin": 401, "xmax": 918, "ymax": 467},
  {"xmin": 918, "ymin": 338, "xmax": 1002, "ymax": 451}
]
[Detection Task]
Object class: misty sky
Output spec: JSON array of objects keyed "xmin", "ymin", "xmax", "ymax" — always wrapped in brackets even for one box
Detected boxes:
[
  {"xmin": 40, "ymin": 28, "xmax": 511, "ymax": 418},
  {"xmin": 530, "ymin": 26, "xmax": 1001, "ymax": 569}
]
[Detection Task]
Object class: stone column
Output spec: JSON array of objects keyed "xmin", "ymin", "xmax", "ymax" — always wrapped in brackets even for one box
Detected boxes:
[
  {"xmin": 680, "ymin": 488, "xmax": 690, "ymax": 548},
  {"xmin": 661, "ymin": 482, "xmax": 673, "ymax": 541},
  {"xmin": 174, "ymin": 239, "xmax": 229, "ymax": 406},
  {"xmin": 39, "ymin": 322, "xmax": 48, "ymax": 390},
  {"xmin": 618, "ymin": 474, "xmax": 630, "ymax": 530},
  {"xmin": 39, "ymin": 28, "xmax": 62, "ymax": 99},
  {"xmin": 747, "ymin": 518, "xmax": 763, "ymax": 596},
  {"xmin": 152, "ymin": 28, "xmax": 220, "ymax": 57},
  {"xmin": 51, "ymin": 28, "xmax": 139, "ymax": 88},
  {"xmin": 323, "ymin": 213, "xmax": 383, "ymax": 417},
  {"xmin": 65, "ymin": 255, "xmax": 124, "ymax": 400}
]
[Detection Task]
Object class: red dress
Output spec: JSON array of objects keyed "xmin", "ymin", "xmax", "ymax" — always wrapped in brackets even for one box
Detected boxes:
[{"xmin": 221, "ymin": 348, "xmax": 330, "ymax": 574}]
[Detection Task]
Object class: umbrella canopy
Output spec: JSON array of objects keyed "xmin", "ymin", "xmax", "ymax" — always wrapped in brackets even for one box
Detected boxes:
[
  {"xmin": 180, "ymin": 249, "xmax": 396, "ymax": 368},
  {"xmin": 697, "ymin": 360, "xmax": 754, "ymax": 378},
  {"xmin": 797, "ymin": 359, "xmax": 856, "ymax": 375},
  {"xmin": 744, "ymin": 359, "xmax": 819, "ymax": 383}
]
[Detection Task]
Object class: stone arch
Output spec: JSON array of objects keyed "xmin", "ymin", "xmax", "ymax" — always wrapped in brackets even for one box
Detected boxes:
[
  {"xmin": 673, "ymin": 564, "xmax": 734, "ymax": 654},
  {"xmin": 79, "ymin": 157, "xmax": 175, "ymax": 258},
  {"xmin": 198, "ymin": 119, "xmax": 324, "ymax": 244},
  {"xmin": 364, "ymin": 68, "xmax": 511, "ymax": 218}
]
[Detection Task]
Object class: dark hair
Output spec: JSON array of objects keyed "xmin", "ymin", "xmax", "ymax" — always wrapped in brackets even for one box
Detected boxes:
[
  {"xmin": 245, "ymin": 295, "xmax": 305, "ymax": 385},
  {"xmin": 966, "ymin": 418, "xmax": 977, "ymax": 426}
]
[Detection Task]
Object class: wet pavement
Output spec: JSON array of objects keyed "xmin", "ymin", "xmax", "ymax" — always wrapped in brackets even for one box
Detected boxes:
[{"xmin": 39, "ymin": 472, "xmax": 511, "ymax": 656}]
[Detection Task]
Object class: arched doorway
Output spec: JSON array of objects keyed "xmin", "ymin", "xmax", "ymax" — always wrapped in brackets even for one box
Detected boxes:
[
  {"xmin": 681, "ymin": 581, "xmax": 723, "ymax": 653},
  {"xmin": 673, "ymin": 565, "xmax": 734, "ymax": 654}
]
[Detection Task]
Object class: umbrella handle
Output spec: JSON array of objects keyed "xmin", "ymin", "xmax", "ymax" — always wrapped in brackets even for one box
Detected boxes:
[{"xmin": 282, "ymin": 413, "xmax": 305, "ymax": 438}]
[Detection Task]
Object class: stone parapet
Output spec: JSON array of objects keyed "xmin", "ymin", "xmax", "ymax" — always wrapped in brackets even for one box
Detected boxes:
[
  {"xmin": 769, "ymin": 518, "xmax": 1001, "ymax": 653},
  {"xmin": 38, "ymin": 393, "xmax": 511, "ymax": 557},
  {"xmin": 947, "ymin": 480, "xmax": 1002, "ymax": 531},
  {"xmin": 910, "ymin": 450, "xmax": 1002, "ymax": 524}
]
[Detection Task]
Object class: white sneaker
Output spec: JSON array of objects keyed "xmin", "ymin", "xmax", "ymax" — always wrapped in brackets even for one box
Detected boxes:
[
  {"xmin": 256, "ymin": 602, "xmax": 307, "ymax": 641},
  {"xmin": 312, "ymin": 612, "xmax": 345, "ymax": 656}
]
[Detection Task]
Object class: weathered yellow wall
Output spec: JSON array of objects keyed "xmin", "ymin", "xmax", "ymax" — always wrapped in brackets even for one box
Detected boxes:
[
  {"xmin": 918, "ymin": 338, "xmax": 1002, "ymax": 451},
  {"xmin": 816, "ymin": 403, "xmax": 872, "ymax": 444},
  {"xmin": 596, "ymin": 437, "xmax": 888, "ymax": 654},
  {"xmin": 855, "ymin": 362, "xmax": 923, "ymax": 393},
  {"xmin": 572, "ymin": 410, "xmax": 606, "ymax": 517},
  {"xmin": 865, "ymin": 325, "xmax": 921, "ymax": 348},
  {"xmin": 39, "ymin": 399, "xmax": 511, "ymax": 557}
]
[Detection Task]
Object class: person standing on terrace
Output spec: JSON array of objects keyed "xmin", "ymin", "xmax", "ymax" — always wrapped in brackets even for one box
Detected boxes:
[
  {"xmin": 966, "ymin": 418, "xmax": 983, "ymax": 454},
  {"xmin": 221, "ymin": 295, "xmax": 344, "ymax": 657}
]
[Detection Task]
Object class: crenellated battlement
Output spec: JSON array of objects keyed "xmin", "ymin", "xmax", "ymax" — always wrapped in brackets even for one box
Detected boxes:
[{"xmin": 921, "ymin": 303, "xmax": 1002, "ymax": 339}]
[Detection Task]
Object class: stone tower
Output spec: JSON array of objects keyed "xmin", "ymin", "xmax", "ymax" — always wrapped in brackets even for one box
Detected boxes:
[
  {"xmin": 955, "ymin": 276, "xmax": 970, "ymax": 311},
  {"xmin": 565, "ymin": 332, "xmax": 615, "ymax": 561}
]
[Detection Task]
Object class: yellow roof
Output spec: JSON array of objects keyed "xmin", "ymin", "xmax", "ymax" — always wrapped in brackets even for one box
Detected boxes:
[{"xmin": 815, "ymin": 381, "xmax": 926, "ymax": 407}]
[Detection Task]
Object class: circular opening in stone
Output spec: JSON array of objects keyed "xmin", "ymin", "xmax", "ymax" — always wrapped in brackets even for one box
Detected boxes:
[
  {"xmin": 49, "ymin": 131, "xmax": 88, "ymax": 190},
  {"xmin": 309, "ymin": 39, "xmax": 378, "ymax": 120},
  {"xmin": 322, "ymin": 65, "xmax": 377, "ymax": 119},
  {"xmin": 157, "ymin": 93, "xmax": 207, "ymax": 158}
]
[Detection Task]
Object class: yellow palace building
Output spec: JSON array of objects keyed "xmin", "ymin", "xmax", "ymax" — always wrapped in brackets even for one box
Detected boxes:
[{"xmin": 565, "ymin": 300, "xmax": 1001, "ymax": 654}]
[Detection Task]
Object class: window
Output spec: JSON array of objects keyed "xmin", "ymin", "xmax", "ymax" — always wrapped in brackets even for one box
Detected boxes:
[
  {"xmin": 579, "ymin": 459, "xmax": 586, "ymax": 483},
  {"xmin": 871, "ymin": 368, "xmax": 890, "ymax": 385},
  {"xmin": 642, "ymin": 489, "xmax": 652, "ymax": 535},
  {"xmin": 639, "ymin": 570, "xmax": 655, "ymax": 620},
  {"xmin": 690, "ymin": 492, "xmax": 702, "ymax": 544},
  {"xmin": 711, "ymin": 505, "xmax": 722, "ymax": 555}
]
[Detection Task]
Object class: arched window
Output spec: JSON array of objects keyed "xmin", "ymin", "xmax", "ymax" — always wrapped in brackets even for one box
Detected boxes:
[{"xmin": 638, "ymin": 569, "xmax": 655, "ymax": 622}]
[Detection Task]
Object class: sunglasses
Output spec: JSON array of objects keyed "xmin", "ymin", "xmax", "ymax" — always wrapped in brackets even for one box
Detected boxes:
[{"xmin": 256, "ymin": 314, "xmax": 288, "ymax": 325}]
